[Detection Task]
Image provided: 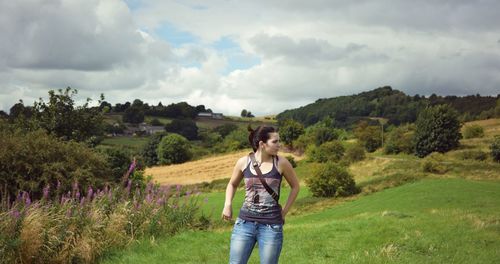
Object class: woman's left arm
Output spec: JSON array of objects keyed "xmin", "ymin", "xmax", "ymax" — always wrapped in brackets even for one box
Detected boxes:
[{"xmin": 280, "ymin": 156, "xmax": 300, "ymax": 220}]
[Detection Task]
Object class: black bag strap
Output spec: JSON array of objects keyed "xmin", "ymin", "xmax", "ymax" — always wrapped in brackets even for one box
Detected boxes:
[{"xmin": 249, "ymin": 152, "xmax": 279, "ymax": 203}]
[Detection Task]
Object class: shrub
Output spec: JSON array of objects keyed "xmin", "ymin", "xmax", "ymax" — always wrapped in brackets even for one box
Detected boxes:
[
  {"xmin": 279, "ymin": 119, "xmax": 304, "ymax": 146},
  {"xmin": 384, "ymin": 125, "xmax": 414, "ymax": 154},
  {"xmin": 212, "ymin": 123, "xmax": 238, "ymax": 138},
  {"xmin": 421, "ymin": 152, "xmax": 448, "ymax": 174},
  {"xmin": 458, "ymin": 150, "xmax": 488, "ymax": 161},
  {"xmin": 344, "ymin": 143, "xmax": 366, "ymax": 163},
  {"xmin": 307, "ymin": 140, "xmax": 345, "ymax": 163},
  {"xmin": 354, "ymin": 121, "xmax": 382, "ymax": 153},
  {"xmin": 141, "ymin": 132, "xmax": 167, "ymax": 167},
  {"xmin": 463, "ymin": 124, "xmax": 485, "ymax": 139},
  {"xmin": 214, "ymin": 128, "xmax": 249, "ymax": 152},
  {"xmin": 157, "ymin": 134, "xmax": 192, "ymax": 165},
  {"xmin": 0, "ymin": 129, "xmax": 112, "ymax": 200},
  {"xmin": 306, "ymin": 162, "xmax": 358, "ymax": 197},
  {"xmin": 490, "ymin": 136, "xmax": 500, "ymax": 162},
  {"xmin": 98, "ymin": 147, "xmax": 132, "ymax": 181},
  {"xmin": 164, "ymin": 119, "xmax": 198, "ymax": 140},
  {"xmin": 414, "ymin": 105, "xmax": 462, "ymax": 157}
]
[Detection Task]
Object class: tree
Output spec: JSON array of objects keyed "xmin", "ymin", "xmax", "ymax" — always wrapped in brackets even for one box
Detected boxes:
[
  {"xmin": 17, "ymin": 87, "xmax": 105, "ymax": 143},
  {"xmin": 164, "ymin": 119, "xmax": 198, "ymax": 140},
  {"xmin": 354, "ymin": 121, "xmax": 382, "ymax": 152},
  {"xmin": 141, "ymin": 132, "xmax": 167, "ymax": 166},
  {"xmin": 490, "ymin": 136, "xmax": 500, "ymax": 162},
  {"xmin": 241, "ymin": 109, "xmax": 248, "ymax": 117},
  {"xmin": 123, "ymin": 106, "xmax": 145, "ymax": 124},
  {"xmin": 306, "ymin": 162, "xmax": 358, "ymax": 197},
  {"xmin": 414, "ymin": 105, "xmax": 462, "ymax": 157},
  {"xmin": 157, "ymin": 134, "xmax": 192, "ymax": 165},
  {"xmin": 279, "ymin": 119, "xmax": 304, "ymax": 146},
  {"xmin": 212, "ymin": 123, "xmax": 238, "ymax": 138}
]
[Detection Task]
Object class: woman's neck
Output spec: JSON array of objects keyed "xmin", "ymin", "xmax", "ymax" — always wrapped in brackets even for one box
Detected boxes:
[{"xmin": 254, "ymin": 149, "xmax": 272, "ymax": 163}]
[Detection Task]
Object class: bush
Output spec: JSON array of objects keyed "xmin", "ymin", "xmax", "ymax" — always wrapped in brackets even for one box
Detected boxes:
[
  {"xmin": 141, "ymin": 132, "xmax": 167, "ymax": 167},
  {"xmin": 306, "ymin": 162, "xmax": 358, "ymax": 197},
  {"xmin": 279, "ymin": 119, "xmax": 304, "ymax": 146},
  {"xmin": 384, "ymin": 125, "xmax": 414, "ymax": 154},
  {"xmin": 212, "ymin": 123, "xmax": 238, "ymax": 138},
  {"xmin": 354, "ymin": 121, "xmax": 382, "ymax": 153},
  {"xmin": 98, "ymin": 147, "xmax": 132, "ymax": 181},
  {"xmin": 165, "ymin": 119, "xmax": 198, "ymax": 140},
  {"xmin": 214, "ymin": 128, "xmax": 249, "ymax": 152},
  {"xmin": 463, "ymin": 124, "xmax": 485, "ymax": 139},
  {"xmin": 307, "ymin": 140, "xmax": 345, "ymax": 163},
  {"xmin": 414, "ymin": 105, "xmax": 462, "ymax": 157},
  {"xmin": 344, "ymin": 143, "xmax": 366, "ymax": 163},
  {"xmin": 157, "ymin": 134, "xmax": 192, "ymax": 165},
  {"xmin": 457, "ymin": 150, "xmax": 488, "ymax": 161},
  {"xmin": 421, "ymin": 152, "xmax": 448, "ymax": 174},
  {"xmin": 0, "ymin": 129, "xmax": 113, "ymax": 200},
  {"xmin": 490, "ymin": 136, "xmax": 500, "ymax": 162}
]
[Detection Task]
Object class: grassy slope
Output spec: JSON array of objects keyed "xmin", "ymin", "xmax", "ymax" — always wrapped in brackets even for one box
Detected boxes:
[
  {"xmin": 100, "ymin": 179, "xmax": 500, "ymax": 263},
  {"xmin": 99, "ymin": 118, "xmax": 500, "ymax": 263}
]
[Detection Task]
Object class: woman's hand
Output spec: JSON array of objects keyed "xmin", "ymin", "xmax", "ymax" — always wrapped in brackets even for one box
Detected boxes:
[{"xmin": 222, "ymin": 205, "xmax": 232, "ymax": 221}]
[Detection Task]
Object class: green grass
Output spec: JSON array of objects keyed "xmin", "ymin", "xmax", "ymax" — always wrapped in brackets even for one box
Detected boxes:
[
  {"xmin": 100, "ymin": 136, "xmax": 149, "ymax": 153},
  {"xmin": 99, "ymin": 178, "xmax": 500, "ymax": 263}
]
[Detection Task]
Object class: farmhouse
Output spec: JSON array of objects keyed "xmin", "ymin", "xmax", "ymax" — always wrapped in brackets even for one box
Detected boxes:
[{"xmin": 197, "ymin": 112, "xmax": 224, "ymax": 119}]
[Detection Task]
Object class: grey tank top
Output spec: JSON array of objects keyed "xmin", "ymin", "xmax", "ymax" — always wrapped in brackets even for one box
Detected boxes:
[{"xmin": 238, "ymin": 155, "xmax": 283, "ymax": 224}]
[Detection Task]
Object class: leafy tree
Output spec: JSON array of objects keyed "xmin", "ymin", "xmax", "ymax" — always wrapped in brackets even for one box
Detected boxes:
[
  {"xmin": 279, "ymin": 119, "xmax": 304, "ymax": 146},
  {"xmin": 214, "ymin": 128, "xmax": 249, "ymax": 152},
  {"xmin": 98, "ymin": 147, "xmax": 132, "ymax": 181},
  {"xmin": 307, "ymin": 141, "xmax": 345, "ymax": 163},
  {"xmin": 123, "ymin": 106, "xmax": 145, "ymax": 124},
  {"xmin": 354, "ymin": 121, "xmax": 382, "ymax": 152},
  {"xmin": 241, "ymin": 109, "xmax": 248, "ymax": 117},
  {"xmin": 156, "ymin": 133, "xmax": 192, "ymax": 165},
  {"xmin": 149, "ymin": 118, "xmax": 163, "ymax": 126},
  {"xmin": 414, "ymin": 105, "xmax": 462, "ymax": 157},
  {"xmin": 164, "ymin": 119, "xmax": 198, "ymax": 140},
  {"xmin": 141, "ymin": 132, "xmax": 167, "ymax": 167},
  {"xmin": 212, "ymin": 123, "xmax": 239, "ymax": 138},
  {"xmin": 384, "ymin": 125, "xmax": 415, "ymax": 154},
  {"xmin": 343, "ymin": 143, "xmax": 366, "ymax": 163},
  {"xmin": 11, "ymin": 88, "xmax": 105, "ymax": 144},
  {"xmin": 306, "ymin": 162, "xmax": 358, "ymax": 197}
]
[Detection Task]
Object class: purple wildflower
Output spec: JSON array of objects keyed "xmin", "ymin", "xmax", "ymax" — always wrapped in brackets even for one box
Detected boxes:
[
  {"xmin": 10, "ymin": 209, "xmax": 20, "ymax": 219},
  {"xmin": 176, "ymin": 184, "xmax": 181, "ymax": 192},
  {"xmin": 146, "ymin": 193, "xmax": 152, "ymax": 203},
  {"xmin": 156, "ymin": 198, "xmax": 165, "ymax": 206},
  {"xmin": 86, "ymin": 186, "xmax": 93, "ymax": 200},
  {"xmin": 76, "ymin": 191, "xmax": 81, "ymax": 200},
  {"xmin": 80, "ymin": 197, "xmax": 85, "ymax": 206},
  {"xmin": 128, "ymin": 158, "xmax": 137, "ymax": 174},
  {"xmin": 43, "ymin": 184, "xmax": 50, "ymax": 200}
]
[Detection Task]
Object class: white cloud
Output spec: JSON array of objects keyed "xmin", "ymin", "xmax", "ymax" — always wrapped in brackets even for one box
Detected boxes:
[{"xmin": 1, "ymin": 0, "xmax": 499, "ymax": 116}]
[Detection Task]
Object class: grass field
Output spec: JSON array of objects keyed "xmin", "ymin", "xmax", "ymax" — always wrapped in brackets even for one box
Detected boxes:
[
  {"xmin": 100, "ymin": 179, "xmax": 500, "ymax": 263},
  {"xmin": 98, "ymin": 118, "xmax": 500, "ymax": 263},
  {"xmin": 100, "ymin": 136, "xmax": 149, "ymax": 153}
]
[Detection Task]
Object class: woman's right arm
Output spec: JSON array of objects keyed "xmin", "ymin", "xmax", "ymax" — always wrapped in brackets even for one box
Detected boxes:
[{"xmin": 222, "ymin": 157, "xmax": 245, "ymax": 221}]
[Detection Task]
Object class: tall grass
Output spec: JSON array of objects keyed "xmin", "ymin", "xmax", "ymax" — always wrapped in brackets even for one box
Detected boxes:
[{"xmin": 0, "ymin": 179, "xmax": 201, "ymax": 264}]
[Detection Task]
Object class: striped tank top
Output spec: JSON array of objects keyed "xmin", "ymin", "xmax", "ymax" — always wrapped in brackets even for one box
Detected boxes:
[{"xmin": 238, "ymin": 155, "xmax": 283, "ymax": 224}]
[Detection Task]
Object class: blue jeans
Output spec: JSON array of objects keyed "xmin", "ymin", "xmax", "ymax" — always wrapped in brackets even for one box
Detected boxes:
[{"xmin": 229, "ymin": 217, "xmax": 283, "ymax": 264}]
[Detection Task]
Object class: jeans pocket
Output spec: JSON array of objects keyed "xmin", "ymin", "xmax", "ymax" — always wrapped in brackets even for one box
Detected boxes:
[
  {"xmin": 235, "ymin": 217, "xmax": 244, "ymax": 226},
  {"xmin": 269, "ymin": 223, "xmax": 283, "ymax": 233}
]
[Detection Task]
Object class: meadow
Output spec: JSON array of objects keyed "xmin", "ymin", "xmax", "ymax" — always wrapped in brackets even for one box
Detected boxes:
[{"xmin": 99, "ymin": 118, "xmax": 500, "ymax": 263}]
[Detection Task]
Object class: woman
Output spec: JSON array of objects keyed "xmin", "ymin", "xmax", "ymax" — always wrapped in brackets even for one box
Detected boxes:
[{"xmin": 222, "ymin": 126, "xmax": 300, "ymax": 264}]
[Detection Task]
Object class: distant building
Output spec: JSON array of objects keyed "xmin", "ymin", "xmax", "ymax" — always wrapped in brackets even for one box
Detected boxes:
[
  {"xmin": 197, "ymin": 112, "xmax": 224, "ymax": 119},
  {"xmin": 123, "ymin": 123, "xmax": 164, "ymax": 136}
]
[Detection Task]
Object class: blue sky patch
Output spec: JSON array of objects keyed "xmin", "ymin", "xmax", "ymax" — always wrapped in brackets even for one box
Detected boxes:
[{"xmin": 155, "ymin": 22, "xmax": 200, "ymax": 47}]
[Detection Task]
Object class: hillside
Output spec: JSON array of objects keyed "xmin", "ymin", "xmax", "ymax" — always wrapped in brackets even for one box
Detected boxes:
[{"xmin": 276, "ymin": 86, "xmax": 498, "ymax": 127}]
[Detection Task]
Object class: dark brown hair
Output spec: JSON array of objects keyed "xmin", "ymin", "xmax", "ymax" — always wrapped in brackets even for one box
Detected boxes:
[{"xmin": 247, "ymin": 125, "xmax": 277, "ymax": 152}]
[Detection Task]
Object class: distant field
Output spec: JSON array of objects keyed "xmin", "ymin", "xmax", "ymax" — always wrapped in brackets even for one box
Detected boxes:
[
  {"xmin": 146, "ymin": 149, "xmax": 305, "ymax": 185},
  {"xmin": 100, "ymin": 136, "xmax": 149, "ymax": 153}
]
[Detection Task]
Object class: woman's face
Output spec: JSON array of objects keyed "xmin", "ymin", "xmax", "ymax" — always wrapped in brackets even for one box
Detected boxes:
[{"xmin": 261, "ymin": 132, "xmax": 280, "ymax": 155}]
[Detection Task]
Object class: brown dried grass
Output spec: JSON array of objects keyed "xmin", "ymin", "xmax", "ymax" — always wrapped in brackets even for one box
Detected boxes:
[{"xmin": 146, "ymin": 149, "xmax": 304, "ymax": 185}]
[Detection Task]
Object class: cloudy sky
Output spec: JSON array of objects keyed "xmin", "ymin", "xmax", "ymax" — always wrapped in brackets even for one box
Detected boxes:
[{"xmin": 1, "ymin": 0, "xmax": 499, "ymax": 116}]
